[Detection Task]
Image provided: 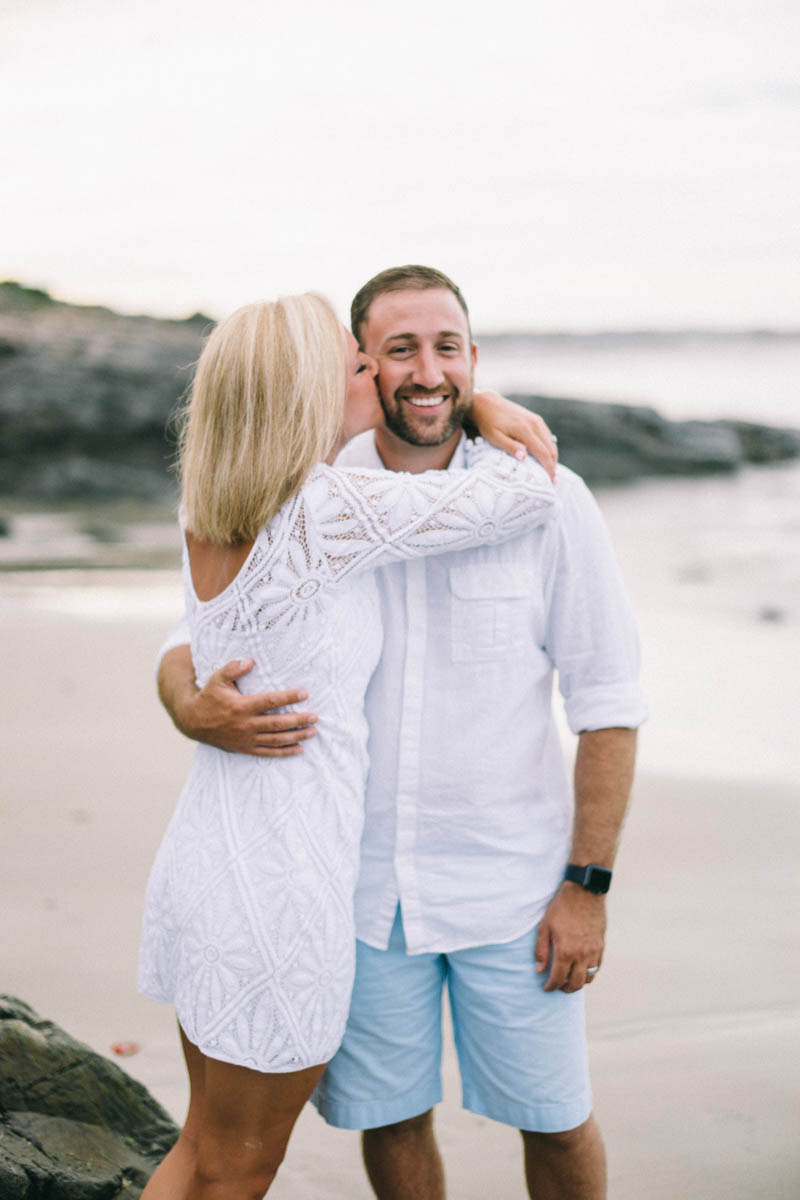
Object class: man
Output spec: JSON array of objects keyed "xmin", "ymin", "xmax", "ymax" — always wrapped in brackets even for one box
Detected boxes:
[{"xmin": 158, "ymin": 266, "xmax": 647, "ymax": 1199}]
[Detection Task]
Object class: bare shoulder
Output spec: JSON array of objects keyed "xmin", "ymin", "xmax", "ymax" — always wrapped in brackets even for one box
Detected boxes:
[{"xmin": 185, "ymin": 531, "xmax": 255, "ymax": 602}]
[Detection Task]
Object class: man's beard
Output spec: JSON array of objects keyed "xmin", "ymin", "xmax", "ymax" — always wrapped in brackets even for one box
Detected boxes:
[{"xmin": 378, "ymin": 383, "xmax": 472, "ymax": 447}]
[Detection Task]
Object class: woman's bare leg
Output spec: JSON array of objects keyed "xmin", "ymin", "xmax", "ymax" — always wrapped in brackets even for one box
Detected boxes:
[
  {"xmin": 189, "ymin": 1051, "xmax": 327, "ymax": 1198},
  {"xmin": 141, "ymin": 1024, "xmax": 206, "ymax": 1198},
  {"xmin": 142, "ymin": 1025, "xmax": 325, "ymax": 1198}
]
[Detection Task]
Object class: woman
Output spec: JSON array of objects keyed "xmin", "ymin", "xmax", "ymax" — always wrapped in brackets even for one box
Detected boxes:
[{"xmin": 139, "ymin": 293, "xmax": 558, "ymax": 1197}]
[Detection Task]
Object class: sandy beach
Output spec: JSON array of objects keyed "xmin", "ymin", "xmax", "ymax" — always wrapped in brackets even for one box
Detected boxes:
[{"xmin": 2, "ymin": 465, "xmax": 799, "ymax": 1198}]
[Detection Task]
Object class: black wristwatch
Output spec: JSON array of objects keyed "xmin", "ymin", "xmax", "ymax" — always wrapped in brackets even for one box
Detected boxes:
[{"xmin": 564, "ymin": 863, "xmax": 612, "ymax": 895}]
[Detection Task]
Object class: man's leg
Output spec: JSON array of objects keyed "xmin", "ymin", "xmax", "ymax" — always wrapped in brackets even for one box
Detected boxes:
[
  {"xmin": 311, "ymin": 907, "xmax": 448, "ymax": 1198},
  {"xmin": 362, "ymin": 1109, "xmax": 445, "ymax": 1200},
  {"xmin": 447, "ymin": 924, "xmax": 598, "ymax": 1197},
  {"xmin": 521, "ymin": 1114, "xmax": 606, "ymax": 1200}
]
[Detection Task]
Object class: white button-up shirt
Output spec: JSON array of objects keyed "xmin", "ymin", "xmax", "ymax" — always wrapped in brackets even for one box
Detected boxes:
[{"xmin": 336, "ymin": 432, "xmax": 647, "ymax": 955}]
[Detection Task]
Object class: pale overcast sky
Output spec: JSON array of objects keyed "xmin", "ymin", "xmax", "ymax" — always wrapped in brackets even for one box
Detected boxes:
[{"xmin": 2, "ymin": 0, "xmax": 798, "ymax": 329}]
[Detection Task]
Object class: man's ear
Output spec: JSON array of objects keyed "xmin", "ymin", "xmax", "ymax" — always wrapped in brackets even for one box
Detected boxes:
[{"xmin": 471, "ymin": 342, "xmax": 478, "ymax": 368}]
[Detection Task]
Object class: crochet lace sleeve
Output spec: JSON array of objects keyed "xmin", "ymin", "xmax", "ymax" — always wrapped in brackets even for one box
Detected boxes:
[{"xmin": 298, "ymin": 442, "xmax": 558, "ymax": 585}]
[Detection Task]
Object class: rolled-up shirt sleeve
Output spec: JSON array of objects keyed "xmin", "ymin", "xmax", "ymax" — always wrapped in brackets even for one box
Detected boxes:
[{"xmin": 544, "ymin": 470, "xmax": 648, "ymax": 733}]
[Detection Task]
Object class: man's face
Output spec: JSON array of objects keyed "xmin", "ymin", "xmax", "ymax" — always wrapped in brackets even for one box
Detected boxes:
[{"xmin": 359, "ymin": 288, "xmax": 477, "ymax": 446}]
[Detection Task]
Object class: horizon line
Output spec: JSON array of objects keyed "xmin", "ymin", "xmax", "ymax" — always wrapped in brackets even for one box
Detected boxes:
[{"xmin": 2, "ymin": 280, "xmax": 799, "ymax": 340}]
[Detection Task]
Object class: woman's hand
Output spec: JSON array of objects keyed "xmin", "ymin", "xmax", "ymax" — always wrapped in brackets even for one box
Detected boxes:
[{"xmin": 470, "ymin": 390, "xmax": 558, "ymax": 481}]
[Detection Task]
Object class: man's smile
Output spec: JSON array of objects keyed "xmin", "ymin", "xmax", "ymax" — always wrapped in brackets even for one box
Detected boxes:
[{"xmin": 400, "ymin": 393, "xmax": 451, "ymax": 411}]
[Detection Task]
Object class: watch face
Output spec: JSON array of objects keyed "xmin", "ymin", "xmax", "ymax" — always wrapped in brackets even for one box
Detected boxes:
[{"xmin": 586, "ymin": 866, "xmax": 612, "ymax": 894}]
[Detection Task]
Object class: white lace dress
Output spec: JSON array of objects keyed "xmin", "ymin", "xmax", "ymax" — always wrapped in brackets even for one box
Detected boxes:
[{"xmin": 138, "ymin": 444, "xmax": 557, "ymax": 1072}]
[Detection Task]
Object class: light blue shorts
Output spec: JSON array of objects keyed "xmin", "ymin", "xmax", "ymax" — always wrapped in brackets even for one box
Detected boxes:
[{"xmin": 311, "ymin": 907, "xmax": 592, "ymax": 1133}]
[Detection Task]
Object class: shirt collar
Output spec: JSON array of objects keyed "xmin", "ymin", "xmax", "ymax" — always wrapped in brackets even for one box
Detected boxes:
[{"xmin": 368, "ymin": 429, "xmax": 469, "ymax": 472}]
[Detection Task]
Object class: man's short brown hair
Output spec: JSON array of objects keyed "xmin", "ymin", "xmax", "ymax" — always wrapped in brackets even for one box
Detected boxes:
[{"xmin": 351, "ymin": 265, "xmax": 472, "ymax": 345}]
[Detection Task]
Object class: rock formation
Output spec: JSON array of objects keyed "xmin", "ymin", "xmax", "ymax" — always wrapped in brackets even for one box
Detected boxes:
[
  {"xmin": 0, "ymin": 282, "xmax": 207, "ymax": 502},
  {"xmin": 509, "ymin": 393, "xmax": 800, "ymax": 484},
  {"xmin": 0, "ymin": 994, "xmax": 178, "ymax": 1198}
]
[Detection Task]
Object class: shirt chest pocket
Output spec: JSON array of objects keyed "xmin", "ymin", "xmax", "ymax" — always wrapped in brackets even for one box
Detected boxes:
[{"xmin": 449, "ymin": 564, "xmax": 536, "ymax": 663}]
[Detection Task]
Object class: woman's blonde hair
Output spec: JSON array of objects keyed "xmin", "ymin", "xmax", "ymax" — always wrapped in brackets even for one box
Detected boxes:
[{"xmin": 179, "ymin": 293, "xmax": 346, "ymax": 543}]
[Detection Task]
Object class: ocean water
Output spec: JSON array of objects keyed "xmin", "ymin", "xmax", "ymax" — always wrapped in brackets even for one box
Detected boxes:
[{"xmin": 474, "ymin": 335, "xmax": 799, "ymax": 428}]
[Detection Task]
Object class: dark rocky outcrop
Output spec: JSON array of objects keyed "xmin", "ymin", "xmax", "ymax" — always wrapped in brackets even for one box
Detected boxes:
[
  {"xmin": 510, "ymin": 394, "xmax": 800, "ymax": 484},
  {"xmin": 1, "ymin": 282, "xmax": 798, "ymax": 501},
  {"xmin": 0, "ymin": 282, "xmax": 210, "ymax": 502},
  {"xmin": 0, "ymin": 995, "xmax": 178, "ymax": 1198}
]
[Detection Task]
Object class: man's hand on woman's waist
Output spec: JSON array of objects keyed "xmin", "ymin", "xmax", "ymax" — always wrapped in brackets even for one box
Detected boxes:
[{"xmin": 158, "ymin": 645, "xmax": 317, "ymax": 757}]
